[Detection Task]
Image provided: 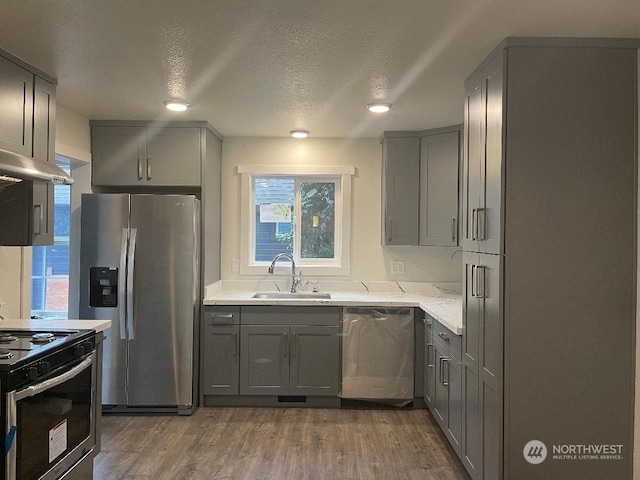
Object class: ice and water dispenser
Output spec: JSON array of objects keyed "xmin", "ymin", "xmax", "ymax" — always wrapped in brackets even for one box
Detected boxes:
[{"xmin": 89, "ymin": 267, "xmax": 118, "ymax": 307}]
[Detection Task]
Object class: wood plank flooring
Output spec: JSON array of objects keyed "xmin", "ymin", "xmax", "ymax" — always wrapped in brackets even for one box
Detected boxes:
[{"xmin": 94, "ymin": 407, "xmax": 470, "ymax": 480}]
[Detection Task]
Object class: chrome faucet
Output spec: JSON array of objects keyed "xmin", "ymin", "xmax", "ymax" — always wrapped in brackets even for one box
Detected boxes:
[{"xmin": 268, "ymin": 253, "xmax": 302, "ymax": 293}]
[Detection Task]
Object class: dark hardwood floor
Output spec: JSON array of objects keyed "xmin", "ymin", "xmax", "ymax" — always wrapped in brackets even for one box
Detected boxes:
[{"xmin": 94, "ymin": 407, "xmax": 470, "ymax": 480}]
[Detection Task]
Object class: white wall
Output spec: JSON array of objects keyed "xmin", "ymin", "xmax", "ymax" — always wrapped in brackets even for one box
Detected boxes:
[{"xmin": 220, "ymin": 136, "xmax": 462, "ymax": 283}]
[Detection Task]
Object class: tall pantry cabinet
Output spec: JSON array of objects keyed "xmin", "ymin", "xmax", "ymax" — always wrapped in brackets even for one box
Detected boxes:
[{"xmin": 461, "ymin": 38, "xmax": 638, "ymax": 480}]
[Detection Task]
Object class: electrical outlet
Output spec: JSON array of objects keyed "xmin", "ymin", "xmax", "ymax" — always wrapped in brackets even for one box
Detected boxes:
[
  {"xmin": 231, "ymin": 259, "xmax": 239, "ymax": 273},
  {"xmin": 391, "ymin": 260, "xmax": 405, "ymax": 275}
]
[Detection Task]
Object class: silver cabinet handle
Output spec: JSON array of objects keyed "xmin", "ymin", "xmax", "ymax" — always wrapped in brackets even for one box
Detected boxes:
[
  {"xmin": 137, "ymin": 157, "xmax": 143, "ymax": 180},
  {"xmin": 147, "ymin": 156, "xmax": 152, "ymax": 180},
  {"xmin": 442, "ymin": 358, "xmax": 450, "ymax": 386},
  {"xmin": 33, "ymin": 204, "xmax": 43, "ymax": 234},
  {"xmin": 292, "ymin": 332, "xmax": 297, "ymax": 357},
  {"xmin": 451, "ymin": 218, "xmax": 456, "ymax": 243},
  {"xmin": 438, "ymin": 357, "xmax": 445, "ymax": 384},
  {"xmin": 471, "ymin": 208, "xmax": 477, "ymax": 240},
  {"xmin": 282, "ymin": 332, "xmax": 288, "ymax": 357},
  {"xmin": 438, "ymin": 331, "xmax": 448, "ymax": 340},
  {"xmin": 470, "ymin": 264, "xmax": 476, "ymax": 298},
  {"xmin": 426, "ymin": 342, "xmax": 434, "ymax": 368},
  {"xmin": 233, "ymin": 332, "xmax": 238, "ymax": 356},
  {"xmin": 475, "ymin": 265, "xmax": 485, "ymax": 298},
  {"xmin": 477, "ymin": 207, "xmax": 486, "ymax": 241},
  {"xmin": 207, "ymin": 313, "xmax": 235, "ymax": 324}
]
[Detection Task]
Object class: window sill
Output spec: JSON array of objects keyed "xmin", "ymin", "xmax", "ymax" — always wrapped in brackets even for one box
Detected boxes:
[{"xmin": 240, "ymin": 263, "xmax": 350, "ymax": 277}]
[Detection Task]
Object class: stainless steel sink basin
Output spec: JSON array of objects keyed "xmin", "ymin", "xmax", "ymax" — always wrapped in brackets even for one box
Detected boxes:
[{"xmin": 252, "ymin": 292, "xmax": 332, "ymax": 300}]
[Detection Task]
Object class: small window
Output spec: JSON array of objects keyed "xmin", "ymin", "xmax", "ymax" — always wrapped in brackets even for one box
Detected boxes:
[
  {"xmin": 31, "ymin": 161, "xmax": 71, "ymax": 319},
  {"xmin": 240, "ymin": 166, "xmax": 354, "ymax": 276}
]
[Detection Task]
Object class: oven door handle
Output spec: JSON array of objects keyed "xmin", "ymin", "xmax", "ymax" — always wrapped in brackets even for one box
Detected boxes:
[{"xmin": 14, "ymin": 354, "xmax": 94, "ymax": 402}]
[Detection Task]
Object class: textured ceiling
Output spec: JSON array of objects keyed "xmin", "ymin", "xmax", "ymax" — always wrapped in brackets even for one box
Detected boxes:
[{"xmin": 0, "ymin": 0, "xmax": 639, "ymax": 138}]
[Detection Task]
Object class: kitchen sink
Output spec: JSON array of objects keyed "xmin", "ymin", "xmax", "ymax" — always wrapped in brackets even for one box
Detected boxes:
[{"xmin": 252, "ymin": 292, "xmax": 332, "ymax": 300}]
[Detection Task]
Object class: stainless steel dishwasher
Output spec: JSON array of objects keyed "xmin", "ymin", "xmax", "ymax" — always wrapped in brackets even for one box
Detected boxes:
[{"xmin": 341, "ymin": 307, "xmax": 414, "ymax": 406}]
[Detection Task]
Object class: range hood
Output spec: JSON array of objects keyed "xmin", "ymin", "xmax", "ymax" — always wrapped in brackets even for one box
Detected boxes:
[{"xmin": 0, "ymin": 148, "xmax": 74, "ymax": 188}]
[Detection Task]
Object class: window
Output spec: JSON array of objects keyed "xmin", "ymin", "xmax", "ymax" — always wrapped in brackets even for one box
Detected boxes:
[
  {"xmin": 31, "ymin": 161, "xmax": 71, "ymax": 319},
  {"xmin": 240, "ymin": 165, "xmax": 354, "ymax": 276}
]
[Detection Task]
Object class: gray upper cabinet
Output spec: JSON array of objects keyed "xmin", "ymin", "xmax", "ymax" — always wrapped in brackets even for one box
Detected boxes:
[
  {"xmin": 461, "ymin": 52, "xmax": 503, "ymax": 255},
  {"xmin": 0, "ymin": 55, "xmax": 34, "ymax": 156},
  {"xmin": 0, "ymin": 51, "xmax": 57, "ymax": 246},
  {"xmin": 382, "ymin": 127, "xmax": 461, "ymax": 247},
  {"xmin": 419, "ymin": 128, "xmax": 461, "ymax": 246},
  {"xmin": 382, "ymin": 136, "xmax": 420, "ymax": 245},
  {"xmin": 91, "ymin": 122, "xmax": 205, "ymax": 189}
]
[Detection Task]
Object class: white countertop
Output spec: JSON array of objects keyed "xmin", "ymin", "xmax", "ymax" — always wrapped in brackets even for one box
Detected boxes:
[
  {"xmin": 0, "ymin": 318, "xmax": 111, "ymax": 333},
  {"xmin": 204, "ymin": 282, "xmax": 463, "ymax": 335}
]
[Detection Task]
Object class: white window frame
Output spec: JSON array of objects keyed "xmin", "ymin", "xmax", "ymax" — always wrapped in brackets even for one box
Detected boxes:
[{"xmin": 239, "ymin": 165, "xmax": 354, "ymax": 276}]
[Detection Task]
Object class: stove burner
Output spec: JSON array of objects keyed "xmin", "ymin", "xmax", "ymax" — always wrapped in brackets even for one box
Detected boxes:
[
  {"xmin": 0, "ymin": 332, "xmax": 17, "ymax": 343},
  {"xmin": 31, "ymin": 332, "xmax": 55, "ymax": 344},
  {"xmin": 0, "ymin": 349, "xmax": 13, "ymax": 359}
]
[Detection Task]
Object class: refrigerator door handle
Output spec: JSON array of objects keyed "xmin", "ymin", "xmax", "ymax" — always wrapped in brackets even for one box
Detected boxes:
[
  {"xmin": 127, "ymin": 228, "xmax": 137, "ymax": 340},
  {"xmin": 118, "ymin": 228, "xmax": 128, "ymax": 340}
]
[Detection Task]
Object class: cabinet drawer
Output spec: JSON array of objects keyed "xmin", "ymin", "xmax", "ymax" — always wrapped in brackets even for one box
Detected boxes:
[
  {"xmin": 203, "ymin": 306, "xmax": 240, "ymax": 325},
  {"xmin": 241, "ymin": 306, "xmax": 340, "ymax": 326},
  {"xmin": 433, "ymin": 320, "xmax": 462, "ymax": 362}
]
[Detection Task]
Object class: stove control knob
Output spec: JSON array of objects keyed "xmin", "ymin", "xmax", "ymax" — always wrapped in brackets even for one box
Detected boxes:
[
  {"xmin": 27, "ymin": 366, "xmax": 39, "ymax": 381},
  {"xmin": 73, "ymin": 342, "xmax": 92, "ymax": 357},
  {"xmin": 40, "ymin": 362, "xmax": 51, "ymax": 375}
]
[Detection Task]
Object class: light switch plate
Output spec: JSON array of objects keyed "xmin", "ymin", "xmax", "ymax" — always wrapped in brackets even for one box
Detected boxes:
[{"xmin": 391, "ymin": 260, "xmax": 405, "ymax": 275}]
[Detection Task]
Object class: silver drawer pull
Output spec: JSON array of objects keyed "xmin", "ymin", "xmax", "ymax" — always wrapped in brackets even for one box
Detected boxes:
[{"xmin": 438, "ymin": 332, "xmax": 449, "ymax": 341}]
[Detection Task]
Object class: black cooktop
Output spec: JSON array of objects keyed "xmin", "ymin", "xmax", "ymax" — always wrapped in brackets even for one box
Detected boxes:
[{"xmin": 0, "ymin": 329, "xmax": 95, "ymax": 369}]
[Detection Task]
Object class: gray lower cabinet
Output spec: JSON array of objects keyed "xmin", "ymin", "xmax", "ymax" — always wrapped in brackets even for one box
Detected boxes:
[
  {"xmin": 423, "ymin": 317, "xmax": 435, "ymax": 408},
  {"xmin": 430, "ymin": 320, "xmax": 463, "ymax": 456},
  {"xmin": 239, "ymin": 324, "xmax": 340, "ymax": 396},
  {"xmin": 202, "ymin": 307, "xmax": 240, "ymax": 396}
]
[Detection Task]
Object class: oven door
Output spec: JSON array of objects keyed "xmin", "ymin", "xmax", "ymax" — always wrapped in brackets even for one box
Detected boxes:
[{"xmin": 5, "ymin": 352, "xmax": 97, "ymax": 480}]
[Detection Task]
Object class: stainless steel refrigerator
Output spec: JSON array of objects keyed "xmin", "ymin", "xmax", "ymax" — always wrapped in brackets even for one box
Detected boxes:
[{"xmin": 79, "ymin": 193, "xmax": 200, "ymax": 415}]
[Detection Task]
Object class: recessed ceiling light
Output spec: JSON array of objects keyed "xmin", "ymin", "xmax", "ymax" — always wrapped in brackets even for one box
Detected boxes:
[
  {"xmin": 366, "ymin": 102, "xmax": 392, "ymax": 113},
  {"xmin": 164, "ymin": 100, "xmax": 190, "ymax": 112},
  {"xmin": 290, "ymin": 129, "xmax": 310, "ymax": 139}
]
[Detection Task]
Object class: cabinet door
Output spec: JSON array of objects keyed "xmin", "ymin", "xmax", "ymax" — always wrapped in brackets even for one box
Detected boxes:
[
  {"xmin": 445, "ymin": 355, "xmax": 463, "ymax": 455},
  {"xmin": 202, "ymin": 325, "xmax": 239, "ymax": 395},
  {"xmin": 480, "ymin": 54, "xmax": 504, "ymax": 255},
  {"xmin": 146, "ymin": 127, "xmax": 201, "ymax": 186},
  {"xmin": 382, "ymin": 137, "xmax": 420, "ymax": 245},
  {"xmin": 462, "ymin": 252, "xmax": 481, "ymax": 478},
  {"xmin": 239, "ymin": 325, "xmax": 289, "ymax": 395},
  {"xmin": 423, "ymin": 318, "xmax": 436, "ymax": 408},
  {"xmin": 0, "ymin": 56, "xmax": 33, "ymax": 156},
  {"xmin": 462, "ymin": 54, "xmax": 503, "ymax": 255},
  {"xmin": 31, "ymin": 77, "xmax": 56, "ymax": 246},
  {"xmin": 462, "ymin": 72, "xmax": 483, "ymax": 251},
  {"xmin": 433, "ymin": 342, "xmax": 448, "ymax": 427},
  {"xmin": 91, "ymin": 126, "xmax": 146, "ymax": 186},
  {"xmin": 419, "ymin": 130, "xmax": 460, "ymax": 246},
  {"xmin": 289, "ymin": 325, "xmax": 340, "ymax": 396},
  {"xmin": 478, "ymin": 253, "xmax": 503, "ymax": 480}
]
